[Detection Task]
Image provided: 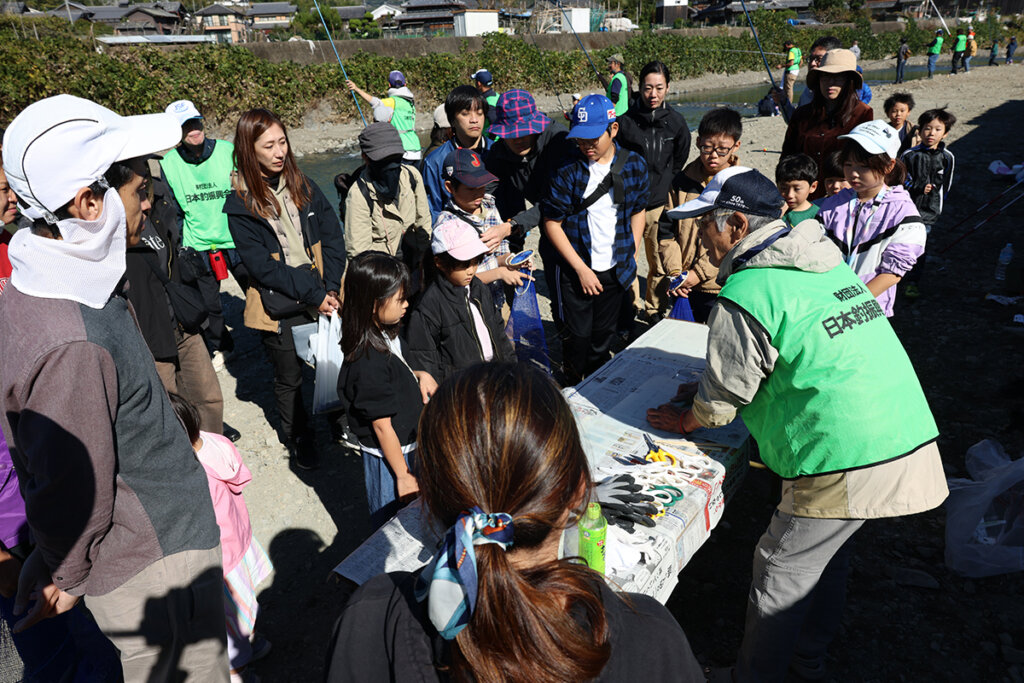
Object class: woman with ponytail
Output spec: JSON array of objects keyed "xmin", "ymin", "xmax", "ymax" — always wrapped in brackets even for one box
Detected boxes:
[{"xmin": 325, "ymin": 362, "xmax": 703, "ymax": 682}]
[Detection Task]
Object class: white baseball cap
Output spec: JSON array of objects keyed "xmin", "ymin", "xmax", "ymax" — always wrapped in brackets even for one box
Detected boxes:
[
  {"xmin": 838, "ymin": 120, "xmax": 901, "ymax": 160},
  {"xmin": 2, "ymin": 95, "xmax": 181, "ymax": 223},
  {"xmin": 165, "ymin": 99, "xmax": 203, "ymax": 125}
]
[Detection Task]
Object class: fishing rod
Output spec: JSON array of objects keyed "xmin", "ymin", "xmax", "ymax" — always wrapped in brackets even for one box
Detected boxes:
[
  {"xmin": 938, "ymin": 176, "xmax": 1024, "ymax": 239},
  {"xmin": 552, "ymin": 0, "xmax": 603, "ymax": 83},
  {"xmin": 524, "ymin": 27, "xmax": 567, "ymax": 110},
  {"xmin": 310, "ymin": 0, "xmax": 368, "ymax": 126},
  {"xmin": 736, "ymin": 0, "xmax": 789, "ymax": 124},
  {"xmin": 939, "ymin": 189, "xmax": 1024, "ymax": 255}
]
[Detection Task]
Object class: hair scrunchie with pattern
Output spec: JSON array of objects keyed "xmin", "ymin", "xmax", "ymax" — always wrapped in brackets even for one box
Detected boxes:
[{"xmin": 415, "ymin": 506, "xmax": 514, "ymax": 640}]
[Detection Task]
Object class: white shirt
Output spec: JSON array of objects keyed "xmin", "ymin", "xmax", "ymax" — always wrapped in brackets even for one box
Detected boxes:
[
  {"xmin": 465, "ymin": 286, "xmax": 494, "ymax": 361},
  {"xmin": 584, "ymin": 159, "xmax": 618, "ymax": 272}
]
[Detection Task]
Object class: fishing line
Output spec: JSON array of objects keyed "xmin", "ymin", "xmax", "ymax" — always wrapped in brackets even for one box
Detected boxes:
[{"xmin": 311, "ymin": 0, "xmax": 368, "ymax": 126}]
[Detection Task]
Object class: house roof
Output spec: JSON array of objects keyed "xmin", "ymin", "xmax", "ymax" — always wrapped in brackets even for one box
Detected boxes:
[
  {"xmin": 128, "ymin": 6, "xmax": 179, "ymax": 18},
  {"xmin": 87, "ymin": 4, "xmax": 131, "ymax": 19},
  {"xmin": 395, "ymin": 9, "xmax": 455, "ymax": 21},
  {"xmin": 195, "ymin": 3, "xmax": 245, "ymax": 15},
  {"xmin": 0, "ymin": 2, "xmax": 27, "ymax": 14},
  {"xmin": 401, "ymin": 0, "xmax": 464, "ymax": 9},
  {"xmin": 246, "ymin": 1, "xmax": 297, "ymax": 15},
  {"xmin": 332, "ymin": 4, "xmax": 367, "ymax": 18}
]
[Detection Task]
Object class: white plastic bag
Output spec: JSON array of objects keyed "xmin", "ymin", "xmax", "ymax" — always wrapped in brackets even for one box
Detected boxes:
[
  {"xmin": 945, "ymin": 439, "xmax": 1024, "ymax": 577},
  {"xmin": 291, "ymin": 321, "xmax": 318, "ymax": 368},
  {"xmin": 312, "ymin": 312, "xmax": 344, "ymax": 414}
]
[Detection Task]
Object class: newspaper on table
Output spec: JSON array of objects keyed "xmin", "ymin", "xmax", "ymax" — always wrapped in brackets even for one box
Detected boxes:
[
  {"xmin": 563, "ymin": 319, "xmax": 750, "ymax": 602},
  {"xmin": 333, "ymin": 319, "xmax": 749, "ymax": 603}
]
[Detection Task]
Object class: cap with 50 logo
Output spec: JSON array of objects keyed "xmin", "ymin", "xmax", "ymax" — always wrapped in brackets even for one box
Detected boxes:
[
  {"xmin": 666, "ymin": 166, "xmax": 785, "ymax": 220},
  {"xmin": 566, "ymin": 94, "xmax": 617, "ymax": 140}
]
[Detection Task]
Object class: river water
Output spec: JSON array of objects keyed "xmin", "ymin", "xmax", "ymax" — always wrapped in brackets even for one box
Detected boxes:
[{"xmin": 297, "ymin": 61, "xmax": 971, "ymax": 199}]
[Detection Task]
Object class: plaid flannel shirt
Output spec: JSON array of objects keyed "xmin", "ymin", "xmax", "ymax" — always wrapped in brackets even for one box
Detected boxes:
[{"xmin": 540, "ymin": 145, "xmax": 649, "ymax": 288}]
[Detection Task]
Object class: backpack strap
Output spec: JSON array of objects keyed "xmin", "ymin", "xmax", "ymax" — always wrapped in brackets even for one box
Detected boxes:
[{"xmin": 574, "ymin": 150, "xmax": 629, "ymax": 214}]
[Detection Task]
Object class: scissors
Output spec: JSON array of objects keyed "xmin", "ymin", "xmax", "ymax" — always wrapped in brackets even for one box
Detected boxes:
[{"xmin": 643, "ymin": 433, "xmax": 679, "ymax": 466}]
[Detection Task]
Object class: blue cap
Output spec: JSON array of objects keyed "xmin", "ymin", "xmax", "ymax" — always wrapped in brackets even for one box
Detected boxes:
[
  {"xmin": 566, "ymin": 94, "xmax": 617, "ymax": 140},
  {"xmin": 471, "ymin": 68, "xmax": 493, "ymax": 85}
]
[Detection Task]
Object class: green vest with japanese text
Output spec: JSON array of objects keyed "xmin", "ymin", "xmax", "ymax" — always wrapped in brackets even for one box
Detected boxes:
[
  {"xmin": 390, "ymin": 96, "xmax": 420, "ymax": 153},
  {"xmin": 608, "ymin": 72, "xmax": 629, "ymax": 116},
  {"xmin": 786, "ymin": 47, "xmax": 802, "ymax": 73},
  {"xmin": 717, "ymin": 263, "xmax": 938, "ymax": 479},
  {"xmin": 160, "ymin": 140, "xmax": 235, "ymax": 251}
]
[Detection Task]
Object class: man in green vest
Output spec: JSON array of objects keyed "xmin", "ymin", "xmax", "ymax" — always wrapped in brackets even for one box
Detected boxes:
[
  {"xmin": 472, "ymin": 68, "xmax": 500, "ymax": 140},
  {"xmin": 782, "ymin": 39, "xmax": 802, "ymax": 104},
  {"xmin": 648, "ymin": 167, "xmax": 948, "ymax": 682},
  {"xmin": 927, "ymin": 28, "xmax": 944, "ymax": 78},
  {"xmin": 161, "ymin": 99, "xmax": 243, "ymax": 366},
  {"xmin": 605, "ymin": 53, "xmax": 630, "ymax": 117},
  {"xmin": 348, "ymin": 71, "xmax": 421, "ymax": 162},
  {"xmin": 951, "ymin": 27, "xmax": 968, "ymax": 74}
]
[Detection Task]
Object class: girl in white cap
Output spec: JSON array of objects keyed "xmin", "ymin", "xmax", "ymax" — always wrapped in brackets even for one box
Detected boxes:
[{"xmin": 817, "ymin": 120, "xmax": 926, "ymax": 317}]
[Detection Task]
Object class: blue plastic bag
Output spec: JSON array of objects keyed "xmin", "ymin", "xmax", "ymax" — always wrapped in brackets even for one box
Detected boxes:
[
  {"xmin": 504, "ymin": 280, "xmax": 551, "ymax": 371},
  {"xmin": 668, "ymin": 295, "xmax": 695, "ymax": 322}
]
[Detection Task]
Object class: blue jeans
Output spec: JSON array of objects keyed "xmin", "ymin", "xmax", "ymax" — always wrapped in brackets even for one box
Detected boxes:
[
  {"xmin": 362, "ymin": 447, "xmax": 416, "ymax": 529},
  {"xmin": 927, "ymin": 53, "xmax": 939, "ymax": 76},
  {"xmin": 963, "ymin": 55, "xmax": 972, "ymax": 72},
  {"xmin": 896, "ymin": 58, "xmax": 907, "ymax": 82}
]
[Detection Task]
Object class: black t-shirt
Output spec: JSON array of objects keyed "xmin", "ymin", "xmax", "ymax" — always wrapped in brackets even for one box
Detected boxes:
[
  {"xmin": 324, "ymin": 571, "xmax": 706, "ymax": 682},
  {"xmin": 338, "ymin": 340, "xmax": 422, "ymax": 448}
]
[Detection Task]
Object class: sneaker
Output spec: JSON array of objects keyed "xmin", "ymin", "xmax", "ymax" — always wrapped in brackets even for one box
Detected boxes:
[
  {"xmin": 249, "ymin": 634, "xmax": 272, "ymax": 662},
  {"xmin": 905, "ymin": 283, "xmax": 920, "ymax": 299},
  {"xmin": 211, "ymin": 350, "xmax": 227, "ymax": 372},
  {"xmin": 222, "ymin": 423, "xmax": 242, "ymax": 443},
  {"xmin": 329, "ymin": 420, "xmax": 359, "ymax": 450}
]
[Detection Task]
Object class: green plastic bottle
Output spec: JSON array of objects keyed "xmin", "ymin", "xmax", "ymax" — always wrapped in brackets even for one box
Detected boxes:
[{"xmin": 578, "ymin": 502, "xmax": 608, "ymax": 575}]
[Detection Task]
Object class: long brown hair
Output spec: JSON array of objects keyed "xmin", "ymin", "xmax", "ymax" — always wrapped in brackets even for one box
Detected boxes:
[
  {"xmin": 417, "ymin": 363, "xmax": 611, "ymax": 683},
  {"xmin": 809, "ymin": 73, "xmax": 862, "ymax": 128},
  {"xmin": 232, "ymin": 108, "xmax": 310, "ymax": 219}
]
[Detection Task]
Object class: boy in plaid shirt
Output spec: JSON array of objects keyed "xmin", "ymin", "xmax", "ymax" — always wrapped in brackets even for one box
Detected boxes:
[
  {"xmin": 542, "ymin": 94, "xmax": 649, "ymax": 383},
  {"xmin": 434, "ymin": 148, "xmax": 529, "ymax": 312}
]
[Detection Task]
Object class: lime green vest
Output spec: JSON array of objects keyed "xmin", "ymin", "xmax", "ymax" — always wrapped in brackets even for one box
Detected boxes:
[
  {"xmin": 787, "ymin": 47, "xmax": 802, "ymax": 73},
  {"xmin": 608, "ymin": 72, "xmax": 629, "ymax": 116},
  {"xmin": 954, "ymin": 35, "xmax": 967, "ymax": 52},
  {"xmin": 390, "ymin": 97, "xmax": 420, "ymax": 154},
  {"xmin": 160, "ymin": 140, "xmax": 235, "ymax": 251},
  {"xmin": 929, "ymin": 36, "xmax": 943, "ymax": 54},
  {"xmin": 718, "ymin": 264, "xmax": 938, "ymax": 479}
]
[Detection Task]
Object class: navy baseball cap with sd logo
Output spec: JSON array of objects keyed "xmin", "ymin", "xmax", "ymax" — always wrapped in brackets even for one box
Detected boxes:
[{"xmin": 666, "ymin": 166, "xmax": 785, "ymax": 220}]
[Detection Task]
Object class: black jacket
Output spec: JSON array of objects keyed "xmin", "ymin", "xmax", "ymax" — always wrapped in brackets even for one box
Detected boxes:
[
  {"xmin": 901, "ymin": 143, "xmax": 955, "ymax": 225},
  {"xmin": 125, "ymin": 168, "xmax": 184, "ymax": 361},
  {"xmin": 224, "ymin": 175, "xmax": 346, "ymax": 307},
  {"xmin": 485, "ymin": 122, "xmax": 571, "ymax": 249},
  {"xmin": 617, "ymin": 103, "xmax": 691, "ymax": 210},
  {"xmin": 404, "ymin": 274, "xmax": 514, "ymax": 383},
  {"xmin": 325, "ymin": 571, "xmax": 706, "ymax": 682}
]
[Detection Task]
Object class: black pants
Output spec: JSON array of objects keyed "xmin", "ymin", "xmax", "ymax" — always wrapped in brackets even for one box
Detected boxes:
[
  {"xmin": 261, "ymin": 314, "xmax": 312, "ymax": 442},
  {"xmin": 556, "ymin": 265, "xmax": 623, "ymax": 384},
  {"xmin": 196, "ymin": 248, "xmax": 249, "ymax": 353},
  {"xmin": 688, "ymin": 290, "xmax": 719, "ymax": 324}
]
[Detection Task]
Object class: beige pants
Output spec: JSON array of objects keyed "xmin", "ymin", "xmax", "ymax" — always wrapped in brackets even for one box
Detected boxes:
[
  {"xmin": 784, "ymin": 72, "xmax": 798, "ymax": 104},
  {"xmin": 155, "ymin": 330, "xmax": 224, "ymax": 434},
  {"xmin": 87, "ymin": 546, "xmax": 229, "ymax": 683},
  {"xmin": 640, "ymin": 205, "xmax": 667, "ymax": 315}
]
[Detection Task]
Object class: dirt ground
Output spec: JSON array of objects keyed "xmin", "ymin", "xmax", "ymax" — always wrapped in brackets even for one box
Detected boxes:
[{"xmin": 216, "ymin": 61, "xmax": 1024, "ymax": 681}]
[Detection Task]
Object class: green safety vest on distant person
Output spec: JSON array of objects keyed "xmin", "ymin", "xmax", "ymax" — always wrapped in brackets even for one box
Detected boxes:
[
  {"xmin": 954, "ymin": 34, "xmax": 967, "ymax": 52},
  {"xmin": 387, "ymin": 96, "xmax": 420, "ymax": 154},
  {"xmin": 160, "ymin": 140, "xmax": 235, "ymax": 251},
  {"xmin": 484, "ymin": 91, "xmax": 500, "ymax": 141},
  {"xmin": 717, "ymin": 263, "xmax": 938, "ymax": 479},
  {"xmin": 929, "ymin": 36, "xmax": 944, "ymax": 54},
  {"xmin": 787, "ymin": 47, "xmax": 802, "ymax": 73},
  {"xmin": 608, "ymin": 71, "xmax": 629, "ymax": 116}
]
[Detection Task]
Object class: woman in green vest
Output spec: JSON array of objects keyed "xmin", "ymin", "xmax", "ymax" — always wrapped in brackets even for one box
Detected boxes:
[{"xmin": 348, "ymin": 71, "xmax": 421, "ymax": 162}]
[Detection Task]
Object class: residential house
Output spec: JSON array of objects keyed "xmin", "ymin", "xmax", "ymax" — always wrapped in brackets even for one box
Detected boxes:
[
  {"xmin": 332, "ymin": 4, "xmax": 369, "ymax": 30},
  {"xmin": 395, "ymin": 0, "xmax": 475, "ymax": 34},
  {"xmin": 246, "ymin": 1, "xmax": 297, "ymax": 34},
  {"xmin": 195, "ymin": 3, "xmax": 249, "ymax": 43},
  {"xmin": 453, "ymin": 8, "xmax": 497, "ymax": 36},
  {"xmin": 371, "ymin": 2, "xmax": 403, "ymax": 20}
]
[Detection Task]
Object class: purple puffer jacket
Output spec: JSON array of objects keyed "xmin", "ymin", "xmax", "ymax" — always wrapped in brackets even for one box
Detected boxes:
[
  {"xmin": 0, "ymin": 430, "xmax": 29, "ymax": 550},
  {"xmin": 818, "ymin": 185, "xmax": 926, "ymax": 317}
]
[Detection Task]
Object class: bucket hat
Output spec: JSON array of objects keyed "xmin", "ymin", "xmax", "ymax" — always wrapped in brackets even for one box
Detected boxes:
[
  {"xmin": 806, "ymin": 49, "xmax": 863, "ymax": 96},
  {"xmin": 358, "ymin": 122, "xmax": 404, "ymax": 161},
  {"xmin": 487, "ymin": 90, "xmax": 552, "ymax": 139}
]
